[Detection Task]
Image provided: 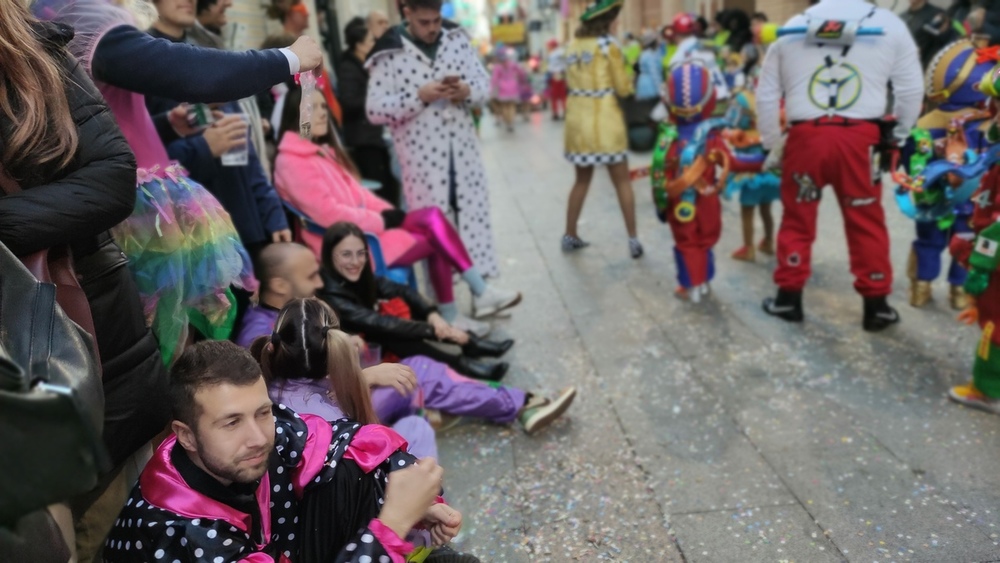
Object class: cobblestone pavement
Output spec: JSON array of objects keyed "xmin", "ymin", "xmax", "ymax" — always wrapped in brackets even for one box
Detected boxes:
[{"xmin": 437, "ymin": 114, "xmax": 1000, "ymax": 562}]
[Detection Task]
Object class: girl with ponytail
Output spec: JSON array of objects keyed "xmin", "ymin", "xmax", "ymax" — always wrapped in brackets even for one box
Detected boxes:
[{"xmin": 254, "ymin": 298, "xmax": 379, "ymax": 425}]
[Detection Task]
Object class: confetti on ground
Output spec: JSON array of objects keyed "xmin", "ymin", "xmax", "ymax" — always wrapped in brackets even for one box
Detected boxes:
[{"xmin": 433, "ymin": 119, "xmax": 1000, "ymax": 562}]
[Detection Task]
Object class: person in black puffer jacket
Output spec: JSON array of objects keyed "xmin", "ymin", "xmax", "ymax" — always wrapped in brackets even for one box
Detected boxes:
[
  {"xmin": 0, "ymin": 18, "xmax": 169, "ymax": 493},
  {"xmin": 336, "ymin": 17, "xmax": 401, "ymax": 206},
  {"xmin": 317, "ymin": 222, "xmax": 514, "ymax": 382}
]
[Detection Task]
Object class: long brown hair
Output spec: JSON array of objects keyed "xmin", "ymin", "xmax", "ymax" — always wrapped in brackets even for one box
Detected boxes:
[
  {"xmin": 278, "ymin": 84, "xmax": 361, "ymax": 179},
  {"xmin": 0, "ymin": 2, "xmax": 78, "ymax": 174},
  {"xmin": 252, "ymin": 298, "xmax": 379, "ymax": 425}
]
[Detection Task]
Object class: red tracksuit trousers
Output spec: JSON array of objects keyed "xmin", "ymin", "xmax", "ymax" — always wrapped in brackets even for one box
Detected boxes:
[
  {"xmin": 666, "ymin": 193, "xmax": 722, "ymax": 288},
  {"xmin": 774, "ymin": 118, "xmax": 893, "ymax": 297}
]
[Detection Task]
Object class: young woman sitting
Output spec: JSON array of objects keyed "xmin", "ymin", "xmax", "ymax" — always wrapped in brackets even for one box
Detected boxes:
[
  {"xmin": 318, "ymin": 222, "xmax": 514, "ymax": 382},
  {"xmin": 273, "ymin": 85, "xmax": 520, "ymax": 335},
  {"xmin": 257, "ymin": 298, "xmax": 578, "ymax": 439},
  {"xmin": 251, "ymin": 299, "xmax": 478, "ymax": 562}
]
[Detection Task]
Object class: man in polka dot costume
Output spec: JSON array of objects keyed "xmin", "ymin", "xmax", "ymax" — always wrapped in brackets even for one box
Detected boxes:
[
  {"xmin": 103, "ymin": 341, "xmax": 463, "ymax": 563},
  {"xmin": 366, "ymin": 0, "xmax": 500, "ymax": 280}
]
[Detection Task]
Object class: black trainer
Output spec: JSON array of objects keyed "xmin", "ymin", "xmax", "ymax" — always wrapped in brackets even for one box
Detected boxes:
[
  {"xmin": 863, "ymin": 296, "xmax": 900, "ymax": 332},
  {"xmin": 762, "ymin": 289, "xmax": 804, "ymax": 322}
]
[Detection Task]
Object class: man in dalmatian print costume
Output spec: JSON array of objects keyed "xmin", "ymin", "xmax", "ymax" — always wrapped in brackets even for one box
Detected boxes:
[
  {"xmin": 103, "ymin": 341, "xmax": 458, "ymax": 563},
  {"xmin": 366, "ymin": 0, "xmax": 499, "ymax": 279}
]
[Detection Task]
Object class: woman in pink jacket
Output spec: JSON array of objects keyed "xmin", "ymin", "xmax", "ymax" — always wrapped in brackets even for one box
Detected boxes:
[{"xmin": 273, "ymin": 86, "xmax": 521, "ymax": 330}]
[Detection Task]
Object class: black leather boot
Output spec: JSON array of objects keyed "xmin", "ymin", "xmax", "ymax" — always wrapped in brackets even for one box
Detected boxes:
[
  {"xmin": 863, "ymin": 296, "xmax": 900, "ymax": 332},
  {"xmin": 762, "ymin": 289, "xmax": 804, "ymax": 322},
  {"xmin": 456, "ymin": 357, "xmax": 509, "ymax": 381},
  {"xmin": 461, "ymin": 336, "xmax": 514, "ymax": 358}
]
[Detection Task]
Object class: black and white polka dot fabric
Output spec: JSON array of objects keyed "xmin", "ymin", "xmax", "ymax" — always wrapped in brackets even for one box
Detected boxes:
[
  {"xmin": 365, "ymin": 24, "xmax": 500, "ymax": 277},
  {"xmin": 102, "ymin": 407, "xmax": 402, "ymax": 563}
]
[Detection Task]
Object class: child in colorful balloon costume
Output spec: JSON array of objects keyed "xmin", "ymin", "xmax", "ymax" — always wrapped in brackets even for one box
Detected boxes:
[
  {"xmin": 897, "ymin": 37, "xmax": 995, "ymax": 310},
  {"xmin": 650, "ymin": 62, "xmax": 723, "ymax": 302}
]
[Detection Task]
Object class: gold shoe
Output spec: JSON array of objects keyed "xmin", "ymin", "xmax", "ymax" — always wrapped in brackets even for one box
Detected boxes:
[
  {"xmin": 950, "ymin": 284, "xmax": 971, "ymax": 311},
  {"xmin": 910, "ymin": 280, "xmax": 933, "ymax": 308}
]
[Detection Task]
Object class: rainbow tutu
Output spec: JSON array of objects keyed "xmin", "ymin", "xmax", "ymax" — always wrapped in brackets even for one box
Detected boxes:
[{"xmin": 113, "ymin": 165, "xmax": 258, "ymax": 363}]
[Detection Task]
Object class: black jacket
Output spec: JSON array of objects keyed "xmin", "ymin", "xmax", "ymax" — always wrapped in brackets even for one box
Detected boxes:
[
  {"xmin": 336, "ymin": 52, "xmax": 386, "ymax": 149},
  {"xmin": 0, "ymin": 22, "xmax": 169, "ymax": 468},
  {"xmin": 318, "ymin": 271, "xmax": 438, "ymax": 342}
]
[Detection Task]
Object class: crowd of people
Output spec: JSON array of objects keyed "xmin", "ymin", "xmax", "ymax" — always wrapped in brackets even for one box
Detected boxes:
[
  {"xmin": 7, "ymin": 0, "xmax": 1000, "ymax": 560},
  {"xmin": 549, "ymin": 0, "xmax": 1000, "ymax": 418},
  {"xmin": 0, "ymin": 0, "xmax": 577, "ymax": 560}
]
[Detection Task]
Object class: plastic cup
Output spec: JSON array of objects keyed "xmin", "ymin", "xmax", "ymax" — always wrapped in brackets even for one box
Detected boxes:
[
  {"xmin": 359, "ymin": 343, "xmax": 382, "ymax": 368},
  {"xmin": 220, "ymin": 113, "xmax": 250, "ymax": 167}
]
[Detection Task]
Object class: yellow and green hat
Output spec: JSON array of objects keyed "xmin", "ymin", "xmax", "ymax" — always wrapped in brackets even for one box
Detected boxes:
[{"xmin": 580, "ymin": 0, "xmax": 623, "ymax": 22}]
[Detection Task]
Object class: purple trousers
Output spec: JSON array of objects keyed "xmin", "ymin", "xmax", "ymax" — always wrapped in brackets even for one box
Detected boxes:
[
  {"xmin": 372, "ymin": 355, "xmax": 526, "ymax": 426},
  {"xmin": 388, "ymin": 207, "xmax": 474, "ymax": 304}
]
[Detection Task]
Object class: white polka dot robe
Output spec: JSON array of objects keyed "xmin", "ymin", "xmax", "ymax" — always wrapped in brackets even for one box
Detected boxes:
[{"xmin": 366, "ymin": 22, "xmax": 500, "ymax": 277}]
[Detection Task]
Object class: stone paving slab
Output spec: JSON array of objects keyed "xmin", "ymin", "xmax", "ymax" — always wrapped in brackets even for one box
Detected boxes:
[{"xmin": 669, "ymin": 504, "xmax": 844, "ymax": 563}]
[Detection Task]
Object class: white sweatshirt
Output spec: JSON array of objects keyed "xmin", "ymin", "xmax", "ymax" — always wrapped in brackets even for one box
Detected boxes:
[
  {"xmin": 548, "ymin": 48, "xmax": 566, "ymax": 75},
  {"xmin": 756, "ymin": 0, "xmax": 923, "ymax": 150}
]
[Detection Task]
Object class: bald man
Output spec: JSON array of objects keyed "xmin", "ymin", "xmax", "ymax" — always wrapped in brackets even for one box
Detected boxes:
[
  {"xmin": 367, "ymin": 9, "xmax": 390, "ymax": 40},
  {"xmin": 234, "ymin": 242, "xmax": 324, "ymax": 347}
]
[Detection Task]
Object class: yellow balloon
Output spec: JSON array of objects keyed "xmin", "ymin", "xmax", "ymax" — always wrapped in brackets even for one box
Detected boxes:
[{"xmin": 760, "ymin": 23, "xmax": 778, "ymax": 45}]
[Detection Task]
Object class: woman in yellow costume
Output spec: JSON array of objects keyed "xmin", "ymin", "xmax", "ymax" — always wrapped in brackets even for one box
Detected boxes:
[{"xmin": 562, "ymin": 0, "xmax": 643, "ymax": 259}]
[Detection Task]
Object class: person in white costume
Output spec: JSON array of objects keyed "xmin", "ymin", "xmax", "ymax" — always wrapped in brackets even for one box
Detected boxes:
[{"xmin": 756, "ymin": 0, "xmax": 923, "ymax": 331}]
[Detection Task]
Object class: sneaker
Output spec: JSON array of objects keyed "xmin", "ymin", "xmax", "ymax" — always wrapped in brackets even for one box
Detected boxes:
[
  {"xmin": 562, "ymin": 234, "xmax": 589, "ymax": 252},
  {"xmin": 473, "ymin": 286, "xmax": 522, "ymax": 318},
  {"xmin": 425, "ymin": 409, "xmax": 465, "ymax": 432},
  {"xmin": 762, "ymin": 289, "xmax": 804, "ymax": 322},
  {"xmin": 948, "ymin": 383, "xmax": 1000, "ymax": 415},
  {"xmin": 862, "ymin": 296, "xmax": 900, "ymax": 332},
  {"xmin": 451, "ymin": 313, "xmax": 491, "ymax": 338},
  {"xmin": 629, "ymin": 238, "xmax": 644, "ymax": 259},
  {"xmin": 518, "ymin": 387, "xmax": 577, "ymax": 435}
]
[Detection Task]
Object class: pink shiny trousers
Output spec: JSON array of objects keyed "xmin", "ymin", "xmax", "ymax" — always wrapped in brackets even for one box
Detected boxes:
[{"xmin": 389, "ymin": 207, "xmax": 473, "ymax": 303}]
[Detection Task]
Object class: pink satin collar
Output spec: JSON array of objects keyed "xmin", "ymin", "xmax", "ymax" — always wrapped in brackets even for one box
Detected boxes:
[
  {"xmin": 139, "ymin": 436, "xmax": 272, "ymax": 547},
  {"xmin": 343, "ymin": 424, "xmax": 410, "ymax": 473},
  {"xmin": 291, "ymin": 414, "xmax": 334, "ymax": 498}
]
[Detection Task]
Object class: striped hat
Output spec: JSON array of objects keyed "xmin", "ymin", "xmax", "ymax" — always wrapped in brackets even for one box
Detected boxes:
[{"xmin": 665, "ymin": 62, "xmax": 716, "ymax": 121}]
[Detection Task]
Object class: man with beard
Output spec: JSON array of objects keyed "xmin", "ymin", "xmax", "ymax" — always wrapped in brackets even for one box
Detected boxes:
[{"xmin": 102, "ymin": 340, "xmax": 455, "ymax": 562}]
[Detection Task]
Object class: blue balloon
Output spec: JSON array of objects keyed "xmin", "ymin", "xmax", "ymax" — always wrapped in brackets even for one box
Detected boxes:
[{"xmin": 442, "ymin": 1, "xmax": 455, "ymax": 18}]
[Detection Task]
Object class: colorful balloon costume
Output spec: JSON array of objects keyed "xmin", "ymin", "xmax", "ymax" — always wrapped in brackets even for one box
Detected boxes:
[
  {"xmin": 650, "ymin": 62, "xmax": 722, "ymax": 302},
  {"xmin": 898, "ymin": 37, "xmax": 995, "ymax": 309}
]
